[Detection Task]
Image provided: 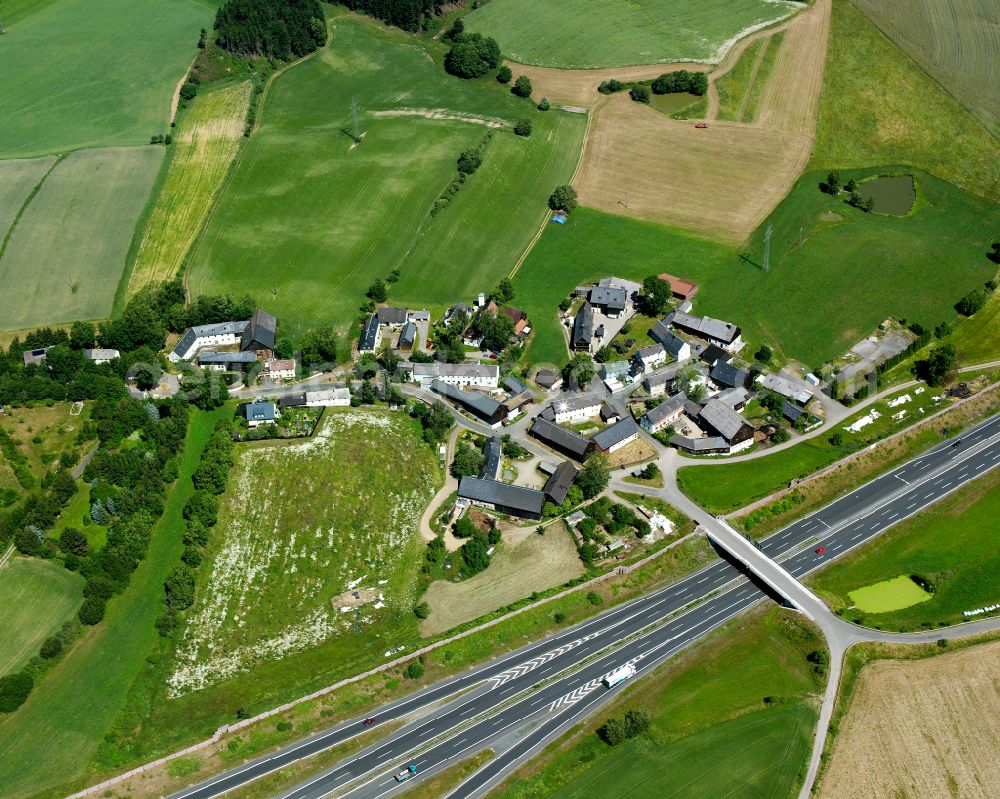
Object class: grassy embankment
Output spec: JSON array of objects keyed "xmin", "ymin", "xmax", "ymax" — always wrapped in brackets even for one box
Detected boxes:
[
  {"xmin": 490, "ymin": 609, "xmax": 823, "ymax": 799},
  {"xmin": 810, "ymin": 466, "xmax": 1000, "ymax": 630},
  {"xmin": 188, "ymin": 13, "xmax": 584, "ymax": 334},
  {"xmin": 715, "ymin": 30, "xmax": 787, "ymax": 124},
  {"xmin": 0, "ymin": 407, "xmax": 228, "ymax": 799},
  {"xmin": 810, "ymin": 0, "xmax": 999, "ymax": 202},
  {"xmin": 0, "ymin": 0, "xmax": 211, "ymax": 158},
  {"xmin": 125, "ymin": 81, "xmax": 253, "ymax": 299},
  {"xmin": 463, "ymin": 0, "xmax": 799, "ymax": 69},
  {"xmin": 514, "ymin": 163, "xmax": 995, "ymax": 368},
  {"xmin": 0, "ymin": 558, "xmax": 84, "ymax": 677}
]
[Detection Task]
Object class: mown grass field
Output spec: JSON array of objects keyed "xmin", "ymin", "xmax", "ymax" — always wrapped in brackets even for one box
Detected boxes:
[
  {"xmin": 847, "ymin": 575, "xmax": 932, "ymax": 613},
  {"xmin": 811, "ymin": 0, "xmax": 999, "ymax": 202},
  {"xmin": 0, "ymin": 147, "xmax": 163, "ymax": 331},
  {"xmin": 463, "ymin": 0, "xmax": 799, "ymax": 69},
  {"xmin": 0, "ymin": 0, "xmax": 211, "ymax": 158},
  {"xmin": 0, "ymin": 407, "xmax": 227, "ymax": 799},
  {"xmin": 127, "ymin": 81, "xmax": 252, "ymax": 299},
  {"xmin": 0, "ymin": 157, "xmax": 56, "ymax": 246},
  {"xmin": 810, "ymin": 467, "xmax": 1000, "ymax": 630},
  {"xmin": 494, "ymin": 609, "xmax": 820, "ymax": 799},
  {"xmin": 189, "ymin": 15, "xmax": 581, "ymax": 333},
  {"xmin": 677, "ymin": 386, "xmax": 951, "ymax": 514},
  {"xmin": 421, "ymin": 523, "xmax": 583, "ymax": 636},
  {"xmin": 167, "ymin": 409, "xmax": 439, "ymax": 698},
  {"xmin": 515, "ymin": 165, "xmax": 995, "ymax": 367},
  {"xmin": 853, "ymin": 0, "xmax": 1000, "ymax": 137},
  {"xmin": 0, "ymin": 557, "xmax": 84, "ymax": 677},
  {"xmin": 951, "ymin": 287, "xmax": 1000, "ymax": 364}
]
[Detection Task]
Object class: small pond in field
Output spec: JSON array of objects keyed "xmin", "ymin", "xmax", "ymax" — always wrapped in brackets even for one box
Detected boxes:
[
  {"xmin": 858, "ymin": 174, "xmax": 915, "ymax": 215},
  {"xmin": 650, "ymin": 92, "xmax": 701, "ymax": 114}
]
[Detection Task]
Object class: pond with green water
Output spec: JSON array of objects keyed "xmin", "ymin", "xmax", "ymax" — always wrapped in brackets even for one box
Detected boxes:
[{"xmin": 858, "ymin": 174, "xmax": 916, "ymax": 215}]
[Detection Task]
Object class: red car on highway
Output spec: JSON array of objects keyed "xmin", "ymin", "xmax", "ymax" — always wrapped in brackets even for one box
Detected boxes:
[{"xmin": 815, "ymin": 547, "xmax": 827, "ymax": 554}]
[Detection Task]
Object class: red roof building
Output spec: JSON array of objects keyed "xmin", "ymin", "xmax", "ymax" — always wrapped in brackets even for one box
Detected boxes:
[{"xmin": 658, "ymin": 273, "xmax": 699, "ymax": 301}]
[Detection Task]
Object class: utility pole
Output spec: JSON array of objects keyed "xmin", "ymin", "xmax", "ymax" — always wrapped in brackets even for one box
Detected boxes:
[
  {"xmin": 763, "ymin": 222, "xmax": 773, "ymax": 273},
  {"xmin": 350, "ymin": 98, "xmax": 361, "ymax": 143}
]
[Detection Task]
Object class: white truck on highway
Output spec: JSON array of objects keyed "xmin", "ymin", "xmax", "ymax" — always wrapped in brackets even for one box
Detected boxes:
[
  {"xmin": 395, "ymin": 764, "xmax": 417, "ymax": 782},
  {"xmin": 602, "ymin": 663, "xmax": 636, "ymax": 688}
]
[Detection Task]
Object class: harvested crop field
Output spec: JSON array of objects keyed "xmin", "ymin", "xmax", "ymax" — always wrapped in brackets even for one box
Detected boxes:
[
  {"xmin": 127, "ymin": 81, "xmax": 252, "ymax": 298},
  {"xmin": 574, "ymin": 0, "xmax": 829, "ymax": 242},
  {"xmin": 818, "ymin": 641, "xmax": 1000, "ymax": 799},
  {"xmin": 0, "ymin": 146, "xmax": 163, "ymax": 330},
  {"xmin": 421, "ymin": 523, "xmax": 583, "ymax": 636}
]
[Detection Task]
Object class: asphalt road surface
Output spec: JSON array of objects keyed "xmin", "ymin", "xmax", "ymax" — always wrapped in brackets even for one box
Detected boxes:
[{"xmin": 170, "ymin": 412, "xmax": 1000, "ymax": 799}]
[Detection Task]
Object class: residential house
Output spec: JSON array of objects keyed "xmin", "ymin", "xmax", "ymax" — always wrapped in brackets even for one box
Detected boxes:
[
  {"xmin": 376, "ymin": 306, "xmax": 408, "ymax": 327},
  {"xmin": 502, "ymin": 306, "xmax": 529, "ymax": 336},
  {"xmin": 280, "ymin": 388, "xmax": 350, "ymax": 408},
  {"xmin": 241, "ymin": 309, "xmax": 277, "ymax": 356},
  {"xmin": 529, "ymin": 416, "xmax": 592, "ymax": 460},
  {"xmin": 710, "ymin": 361, "xmax": 750, "ymax": 390},
  {"xmin": 407, "ymin": 310, "xmax": 431, "ymax": 323},
  {"xmin": 758, "ymin": 374, "xmax": 813, "ymax": 405},
  {"xmin": 534, "ymin": 368, "xmax": 562, "ymax": 391},
  {"xmin": 444, "ymin": 304, "xmax": 472, "ymax": 327},
  {"xmin": 660, "ymin": 331, "xmax": 690, "ymax": 362},
  {"xmin": 457, "ymin": 477, "xmax": 545, "ymax": 520},
  {"xmin": 782, "ymin": 400, "xmax": 805, "ymax": 424},
  {"xmin": 715, "ymin": 387, "xmax": 751, "ymax": 411},
  {"xmin": 603, "ymin": 361, "xmax": 630, "ymax": 382},
  {"xmin": 668, "ymin": 435, "xmax": 734, "ymax": 456},
  {"xmin": 431, "ymin": 380, "xmax": 504, "ymax": 426},
  {"xmin": 657, "ymin": 273, "xmax": 699, "ymax": 301},
  {"xmin": 588, "ymin": 285, "xmax": 627, "ymax": 317},
  {"xmin": 398, "ymin": 322, "xmax": 417, "ymax": 351},
  {"xmin": 261, "ymin": 358, "xmax": 296, "ymax": 381},
  {"xmin": 600, "ymin": 404, "xmax": 620, "ymax": 424},
  {"xmin": 239, "ymin": 400, "xmax": 278, "ymax": 428},
  {"xmin": 411, "ymin": 363, "xmax": 499, "ymax": 389},
  {"xmin": 549, "ymin": 393, "xmax": 602, "ymax": 424},
  {"xmin": 671, "ymin": 311, "xmax": 743, "ymax": 352},
  {"xmin": 198, "ymin": 351, "xmax": 257, "ymax": 371},
  {"xmin": 358, "ymin": 314, "xmax": 382, "ymax": 353},
  {"xmin": 641, "ymin": 393, "xmax": 686, "ymax": 434},
  {"xmin": 697, "ymin": 399, "xmax": 755, "ymax": 452},
  {"xmin": 22, "ymin": 347, "xmax": 51, "ymax": 367},
  {"xmin": 542, "ymin": 461, "xmax": 577, "ymax": 506},
  {"xmin": 169, "ymin": 320, "xmax": 247, "ymax": 362},
  {"xmin": 82, "ymin": 349, "xmax": 120, "ymax": 365},
  {"xmin": 633, "ymin": 343, "xmax": 667, "ymax": 373},
  {"xmin": 571, "ymin": 302, "xmax": 595, "ymax": 351},
  {"xmin": 501, "ymin": 377, "xmax": 534, "ymax": 417},
  {"xmin": 592, "ymin": 417, "xmax": 640, "ymax": 454},
  {"xmin": 481, "ymin": 435, "xmax": 503, "ymax": 480},
  {"xmin": 700, "ymin": 344, "xmax": 732, "ymax": 368}
]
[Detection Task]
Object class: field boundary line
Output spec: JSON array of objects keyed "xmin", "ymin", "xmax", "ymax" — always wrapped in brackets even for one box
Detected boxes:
[
  {"xmin": 0, "ymin": 543, "xmax": 15, "ymax": 570},
  {"xmin": 735, "ymin": 37, "xmax": 771, "ymax": 122},
  {"xmin": 63, "ymin": 529, "xmax": 696, "ymax": 799},
  {"xmin": 0, "ymin": 154, "xmax": 64, "ymax": 262},
  {"xmin": 727, "ymin": 380, "xmax": 1000, "ymax": 520}
]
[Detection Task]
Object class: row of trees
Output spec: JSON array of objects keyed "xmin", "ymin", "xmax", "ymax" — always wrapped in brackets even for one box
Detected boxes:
[{"xmin": 343, "ymin": 0, "xmax": 437, "ymax": 32}]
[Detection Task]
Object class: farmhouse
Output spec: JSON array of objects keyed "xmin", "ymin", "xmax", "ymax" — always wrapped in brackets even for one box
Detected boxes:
[
  {"xmin": 358, "ymin": 315, "xmax": 382, "ymax": 353},
  {"xmin": 376, "ymin": 306, "xmax": 408, "ymax": 327},
  {"xmin": 643, "ymin": 360, "xmax": 696, "ymax": 398},
  {"xmin": 170, "ymin": 310, "xmax": 277, "ymax": 363},
  {"xmin": 700, "ymin": 344, "xmax": 732, "ymax": 368},
  {"xmin": 501, "ymin": 306, "xmax": 529, "ymax": 336},
  {"xmin": 668, "ymin": 435, "xmax": 734, "ymax": 455},
  {"xmin": 407, "ymin": 310, "xmax": 430, "ymax": 323},
  {"xmin": 198, "ymin": 351, "xmax": 257, "ymax": 371},
  {"xmin": 542, "ymin": 461, "xmax": 577, "ymax": 506},
  {"xmin": 572, "ymin": 302, "xmax": 595, "ymax": 351},
  {"xmin": 592, "ymin": 416, "xmax": 640, "ymax": 454},
  {"xmin": 600, "ymin": 404, "xmax": 620, "ymax": 424},
  {"xmin": 695, "ymin": 399, "xmax": 755, "ymax": 453},
  {"xmin": 529, "ymin": 416, "xmax": 592, "ymax": 460},
  {"xmin": 411, "ymin": 363, "xmax": 499, "ymax": 389},
  {"xmin": 671, "ymin": 311, "xmax": 743, "ymax": 352},
  {"xmin": 657, "ymin": 273, "xmax": 699, "ymax": 301},
  {"xmin": 633, "ymin": 343, "xmax": 667, "ymax": 373},
  {"xmin": 501, "ymin": 377, "xmax": 534, "ymax": 416},
  {"xmin": 431, "ymin": 380, "xmax": 504, "ymax": 426},
  {"xmin": 548, "ymin": 392, "xmax": 602, "ymax": 424},
  {"xmin": 710, "ymin": 361, "xmax": 750, "ymax": 390},
  {"xmin": 457, "ymin": 477, "xmax": 545, "ymax": 520},
  {"xmin": 397, "ymin": 321, "xmax": 417, "ymax": 351},
  {"xmin": 261, "ymin": 359, "xmax": 296, "ymax": 381},
  {"xmin": 641, "ymin": 393, "xmax": 686, "ymax": 434},
  {"xmin": 588, "ymin": 285, "xmax": 627, "ymax": 317},
  {"xmin": 444, "ymin": 303, "xmax": 473, "ymax": 326},
  {"xmin": 715, "ymin": 387, "xmax": 751, "ymax": 411},
  {"xmin": 83, "ymin": 348, "xmax": 120, "ymax": 364},
  {"xmin": 22, "ymin": 347, "xmax": 52, "ymax": 367},
  {"xmin": 651, "ymin": 328, "xmax": 691, "ymax": 362},
  {"xmin": 783, "ymin": 400, "xmax": 805, "ymax": 424},
  {"xmin": 280, "ymin": 388, "xmax": 350, "ymax": 408},
  {"xmin": 481, "ymin": 435, "xmax": 503, "ymax": 480},
  {"xmin": 239, "ymin": 400, "xmax": 278, "ymax": 428},
  {"xmin": 758, "ymin": 374, "xmax": 813, "ymax": 405}
]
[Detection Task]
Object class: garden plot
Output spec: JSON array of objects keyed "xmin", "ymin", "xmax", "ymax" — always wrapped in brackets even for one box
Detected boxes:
[{"xmin": 168, "ymin": 410, "xmax": 439, "ymax": 696}]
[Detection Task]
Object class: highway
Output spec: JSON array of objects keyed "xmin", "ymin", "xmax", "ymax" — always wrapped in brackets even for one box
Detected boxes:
[{"xmin": 169, "ymin": 411, "xmax": 1000, "ymax": 799}]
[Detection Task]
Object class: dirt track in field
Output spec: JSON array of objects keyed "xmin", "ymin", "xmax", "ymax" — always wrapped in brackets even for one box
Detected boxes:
[
  {"xmin": 817, "ymin": 641, "xmax": 1000, "ymax": 799},
  {"xmin": 573, "ymin": 0, "xmax": 830, "ymax": 242}
]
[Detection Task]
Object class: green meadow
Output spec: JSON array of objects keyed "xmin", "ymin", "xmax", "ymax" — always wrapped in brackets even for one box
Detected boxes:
[
  {"xmin": 515, "ymin": 164, "xmax": 996, "ymax": 367},
  {"xmin": 495, "ymin": 609, "xmax": 820, "ymax": 799},
  {"xmin": 811, "ymin": 467, "xmax": 1000, "ymax": 630},
  {"xmin": 189, "ymin": 14, "xmax": 583, "ymax": 333},
  {"xmin": 847, "ymin": 575, "xmax": 933, "ymax": 614},
  {"xmin": 463, "ymin": 0, "xmax": 798, "ymax": 69},
  {"xmin": 0, "ymin": 558, "xmax": 84, "ymax": 677},
  {"xmin": 0, "ymin": 0, "xmax": 211, "ymax": 158},
  {"xmin": 0, "ymin": 147, "xmax": 163, "ymax": 331}
]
